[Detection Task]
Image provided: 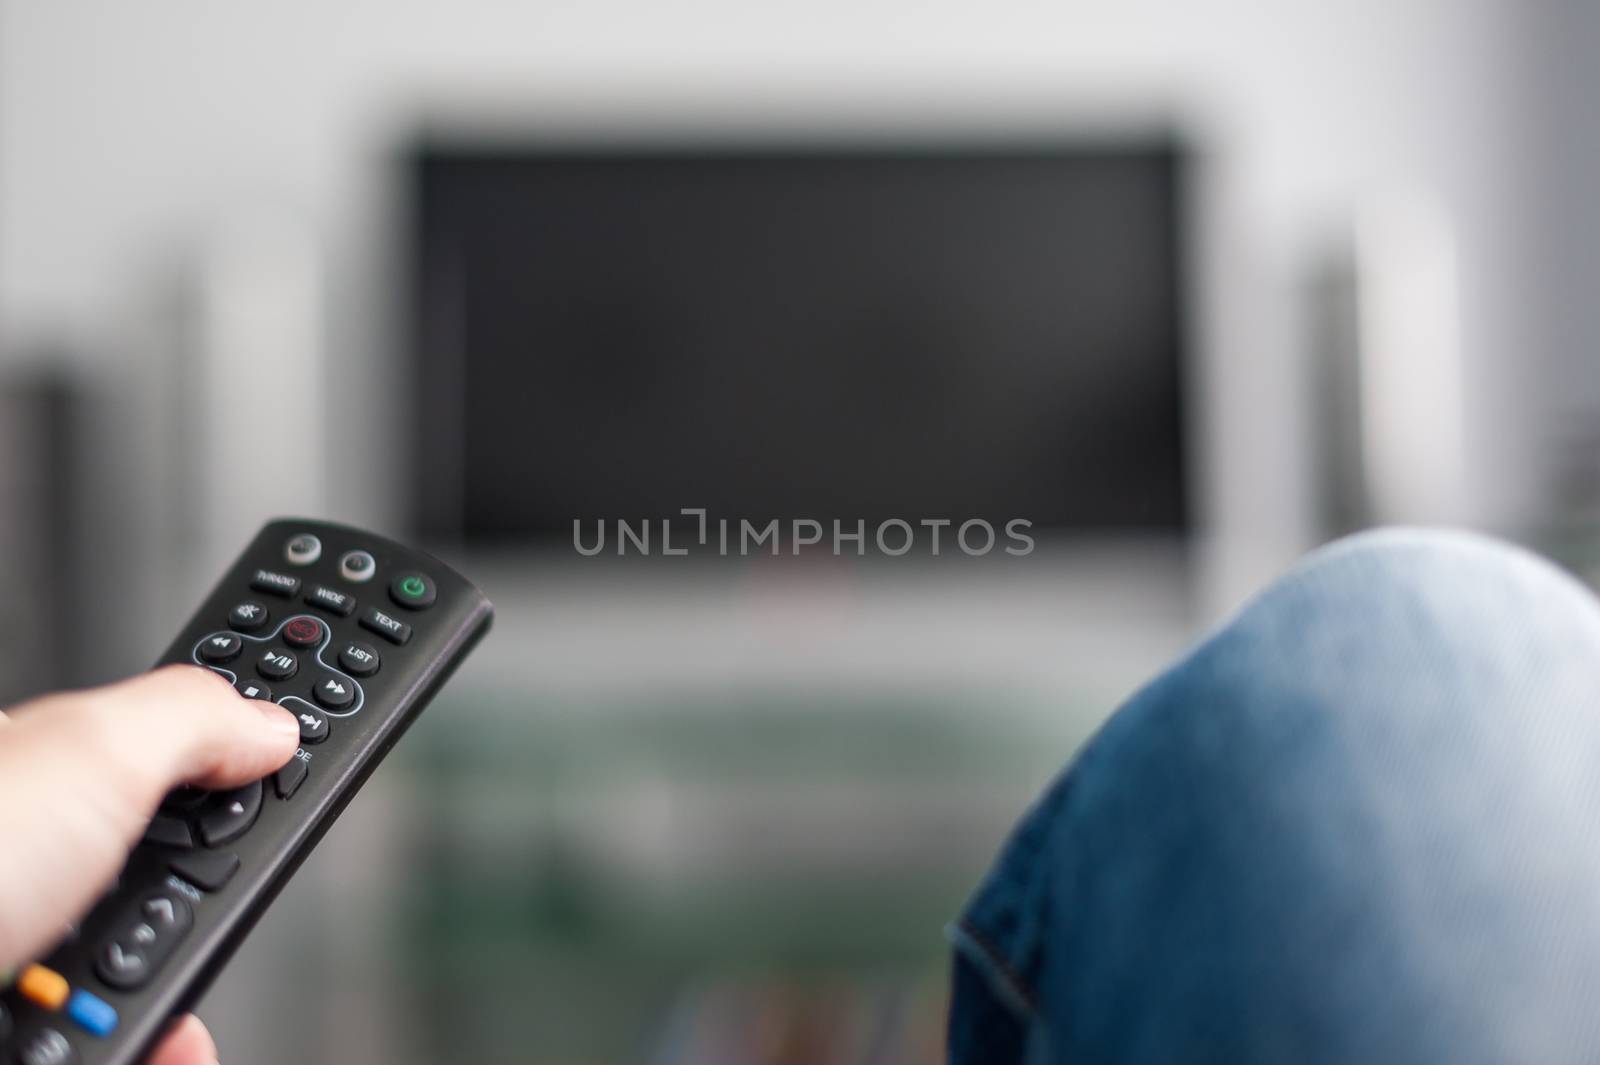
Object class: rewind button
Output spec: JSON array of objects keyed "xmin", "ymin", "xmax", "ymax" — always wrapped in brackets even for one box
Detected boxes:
[{"xmin": 198, "ymin": 633, "xmax": 242, "ymax": 664}]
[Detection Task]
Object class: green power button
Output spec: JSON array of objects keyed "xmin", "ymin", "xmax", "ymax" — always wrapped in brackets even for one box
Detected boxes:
[{"xmin": 389, "ymin": 573, "xmax": 436, "ymax": 610}]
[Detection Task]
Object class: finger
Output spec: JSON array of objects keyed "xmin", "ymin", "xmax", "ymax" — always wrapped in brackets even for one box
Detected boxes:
[
  {"xmin": 143, "ymin": 1014, "xmax": 218, "ymax": 1065},
  {"xmin": 6, "ymin": 664, "xmax": 301, "ymax": 800},
  {"xmin": 0, "ymin": 665, "xmax": 299, "ymax": 967}
]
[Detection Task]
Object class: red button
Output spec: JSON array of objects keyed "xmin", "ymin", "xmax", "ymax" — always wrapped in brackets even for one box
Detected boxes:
[{"xmin": 283, "ymin": 617, "xmax": 323, "ymax": 647}]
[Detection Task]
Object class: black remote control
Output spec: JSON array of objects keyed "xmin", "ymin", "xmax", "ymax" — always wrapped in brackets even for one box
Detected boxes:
[{"xmin": 0, "ymin": 519, "xmax": 493, "ymax": 1065}]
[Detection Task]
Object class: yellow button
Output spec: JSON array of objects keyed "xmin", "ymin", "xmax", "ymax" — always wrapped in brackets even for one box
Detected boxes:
[{"xmin": 18, "ymin": 964, "xmax": 69, "ymax": 1009}]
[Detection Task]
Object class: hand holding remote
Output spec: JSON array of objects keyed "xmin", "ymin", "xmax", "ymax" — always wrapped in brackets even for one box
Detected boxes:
[
  {"xmin": 0, "ymin": 666, "xmax": 302, "ymax": 1064},
  {"xmin": 0, "ymin": 520, "xmax": 492, "ymax": 1065}
]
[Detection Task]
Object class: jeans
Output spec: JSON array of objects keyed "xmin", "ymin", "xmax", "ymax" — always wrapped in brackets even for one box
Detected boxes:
[{"xmin": 948, "ymin": 528, "xmax": 1600, "ymax": 1064}]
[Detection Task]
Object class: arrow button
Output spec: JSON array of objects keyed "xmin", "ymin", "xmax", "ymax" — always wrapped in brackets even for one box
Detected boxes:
[
  {"xmin": 168, "ymin": 850, "xmax": 241, "ymax": 892},
  {"xmin": 198, "ymin": 780, "xmax": 264, "ymax": 847},
  {"xmin": 97, "ymin": 941, "xmax": 147, "ymax": 987},
  {"xmin": 312, "ymin": 674, "xmax": 356, "ymax": 711},
  {"xmin": 197, "ymin": 632, "xmax": 242, "ymax": 664},
  {"xmin": 296, "ymin": 705, "xmax": 333, "ymax": 741},
  {"xmin": 96, "ymin": 891, "xmax": 193, "ymax": 991},
  {"xmin": 142, "ymin": 898, "xmax": 177, "ymax": 927}
]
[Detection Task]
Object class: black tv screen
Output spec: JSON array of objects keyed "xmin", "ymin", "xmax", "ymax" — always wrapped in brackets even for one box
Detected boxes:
[{"xmin": 411, "ymin": 141, "xmax": 1188, "ymax": 543}]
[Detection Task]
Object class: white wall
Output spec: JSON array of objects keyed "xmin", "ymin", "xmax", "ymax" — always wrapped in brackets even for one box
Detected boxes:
[{"xmin": 0, "ymin": 0, "xmax": 1541, "ymax": 609}]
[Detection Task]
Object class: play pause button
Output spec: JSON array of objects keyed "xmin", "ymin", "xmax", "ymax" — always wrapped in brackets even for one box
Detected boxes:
[
  {"xmin": 313, "ymin": 676, "xmax": 355, "ymax": 711},
  {"xmin": 257, "ymin": 648, "xmax": 297, "ymax": 680}
]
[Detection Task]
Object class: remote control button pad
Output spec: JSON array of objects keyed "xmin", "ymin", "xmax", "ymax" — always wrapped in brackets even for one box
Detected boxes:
[
  {"xmin": 95, "ymin": 891, "xmax": 192, "ymax": 991},
  {"xmin": 192, "ymin": 614, "xmax": 365, "ymax": 720}
]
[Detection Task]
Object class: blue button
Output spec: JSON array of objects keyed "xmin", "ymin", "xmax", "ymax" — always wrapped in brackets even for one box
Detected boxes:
[{"xmin": 67, "ymin": 989, "xmax": 118, "ymax": 1037}]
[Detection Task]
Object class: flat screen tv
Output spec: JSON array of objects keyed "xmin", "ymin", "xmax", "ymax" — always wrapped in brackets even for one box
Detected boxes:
[{"xmin": 410, "ymin": 140, "xmax": 1188, "ymax": 546}]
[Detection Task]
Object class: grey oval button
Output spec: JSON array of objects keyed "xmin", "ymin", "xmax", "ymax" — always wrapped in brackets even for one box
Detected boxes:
[
  {"xmin": 285, "ymin": 534, "xmax": 322, "ymax": 566},
  {"xmin": 339, "ymin": 549, "xmax": 376, "ymax": 582}
]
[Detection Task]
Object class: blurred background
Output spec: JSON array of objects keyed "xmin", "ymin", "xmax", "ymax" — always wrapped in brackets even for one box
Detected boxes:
[{"xmin": 2, "ymin": 1, "xmax": 1598, "ymax": 1062}]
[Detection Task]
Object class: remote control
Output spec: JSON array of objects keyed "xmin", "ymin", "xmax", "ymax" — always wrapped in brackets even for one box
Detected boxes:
[{"xmin": 0, "ymin": 519, "xmax": 493, "ymax": 1065}]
